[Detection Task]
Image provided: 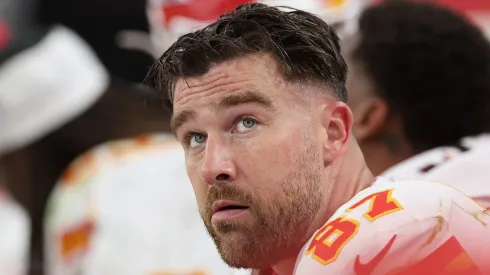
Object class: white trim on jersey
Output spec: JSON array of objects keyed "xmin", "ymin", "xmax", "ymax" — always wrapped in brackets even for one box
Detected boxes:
[{"xmin": 381, "ymin": 134, "xmax": 490, "ymax": 209}]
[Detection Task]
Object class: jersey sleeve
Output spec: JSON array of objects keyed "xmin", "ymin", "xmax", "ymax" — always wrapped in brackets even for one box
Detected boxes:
[{"xmin": 294, "ymin": 182, "xmax": 490, "ymax": 275}]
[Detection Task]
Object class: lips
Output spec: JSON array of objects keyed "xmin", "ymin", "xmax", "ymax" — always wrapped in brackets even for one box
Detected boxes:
[
  {"xmin": 211, "ymin": 200, "xmax": 250, "ymax": 224},
  {"xmin": 212, "ymin": 200, "xmax": 249, "ymax": 215}
]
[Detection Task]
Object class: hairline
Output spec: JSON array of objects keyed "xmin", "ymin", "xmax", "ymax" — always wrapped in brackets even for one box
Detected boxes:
[{"xmin": 167, "ymin": 51, "xmax": 343, "ymax": 106}]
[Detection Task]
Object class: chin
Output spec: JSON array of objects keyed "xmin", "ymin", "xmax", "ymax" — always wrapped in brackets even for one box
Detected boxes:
[
  {"xmin": 221, "ymin": 253, "xmax": 265, "ymax": 270},
  {"xmin": 215, "ymin": 231, "xmax": 265, "ymax": 269}
]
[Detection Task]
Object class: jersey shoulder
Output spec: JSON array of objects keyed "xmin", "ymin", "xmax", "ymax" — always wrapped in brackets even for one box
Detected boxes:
[
  {"xmin": 381, "ymin": 135, "xmax": 490, "ymax": 209},
  {"xmin": 295, "ymin": 177, "xmax": 489, "ymax": 275},
  {"xmin": 422, "ymin": 147, "xmax": 490, "ymax": 209},
  {"xmin": 343, "ymin": 177, "xmax": 484, "ymax": 223}
]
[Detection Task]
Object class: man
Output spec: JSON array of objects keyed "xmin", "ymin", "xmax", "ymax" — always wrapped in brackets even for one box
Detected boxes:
[
  {"xmin": 146, "ymin": 3, "xmax": 490, "ymax": 275},
  {"xmin": 0, "ymin": 10, "xmax": 109, "ymax": 274},
  {"xmin": 343, "ymin": 0, "xmax": 490, "ymax": 209},
  {"xmin": 45, "ymin": 0, "xmax": 363, "ymax": 274}
]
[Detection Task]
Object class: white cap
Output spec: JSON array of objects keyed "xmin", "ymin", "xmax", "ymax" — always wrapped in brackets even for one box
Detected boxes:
[{"xmin": 0, "ymin": 25, "xmax": 109, "ymax": 156}]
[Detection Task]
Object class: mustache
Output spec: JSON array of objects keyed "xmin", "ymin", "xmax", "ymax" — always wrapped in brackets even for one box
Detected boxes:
[{"xmin": 205, "ymin": 185, "xmax": 254, "ymax": 214}]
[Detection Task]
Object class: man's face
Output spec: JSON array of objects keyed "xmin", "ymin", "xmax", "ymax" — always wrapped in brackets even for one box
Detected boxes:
[{"xmin": 172, "ymin": 54, "xmax": 326, "ymax": 268}]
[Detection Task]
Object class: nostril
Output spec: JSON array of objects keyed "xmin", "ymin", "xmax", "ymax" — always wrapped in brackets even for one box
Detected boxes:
[{"xmin": 216, "ymin": 173, "xmax": 230, "ymax": 181}]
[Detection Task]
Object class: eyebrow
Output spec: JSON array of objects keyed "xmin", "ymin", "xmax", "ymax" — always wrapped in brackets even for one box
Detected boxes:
[
  {"xmin": 171, "ymin": 109, "xmax": 196, "ymax": 135},
  {"xmin": 171, "ymin": 90, "xmax": 274, "ymax": 135},
  {"xmin": 217, "ymin": 90, "xmax": 274, "ymax": 110}
]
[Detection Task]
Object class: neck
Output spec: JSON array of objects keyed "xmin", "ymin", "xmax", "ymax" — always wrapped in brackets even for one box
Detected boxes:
[
  {"xmin": 271, "ymin": 140, "xmax": 374, "ymax": 275},
  {"xmin": 271, "ymin": 257, "xmax": 297, "ymax": 275},
  {"xmin": 326, "ymin": 141, "xmax": 375, "ymax": 217}
]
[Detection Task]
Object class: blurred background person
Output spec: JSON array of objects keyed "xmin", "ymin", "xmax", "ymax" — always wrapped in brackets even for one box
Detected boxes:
[
  {"xmin": 0, "ymin": 1, "xmax": 220, "ymax": 275},
  {"xmin": 369, "ymin": 0, "xmax": 490, "ymax": 39},
  {"xmin": 0, "ymin": 1, "xmax": 110, "ymax": 273},
  {"xmin": 343, "ymin": 0, "xmax": 490, "ymax": 209},
  {"xmin": 0, "ymin": 167, "xmax": 29, "ymax": 275},
  {"xmin": 0, "ymin": 3, "xmax": 35, "ymax": 274},
  {"xmin": 147, "ymin": 0, "xmax": 368, "ymax": 58},
  {"xmin": 37, "ymin": 0, "xmax": 153, "ymax": 83}
]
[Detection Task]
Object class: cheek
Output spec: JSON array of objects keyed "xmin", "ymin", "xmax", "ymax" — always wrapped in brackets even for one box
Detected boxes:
[
  {"xmin": 185, "ymin": 158, "xmax": 207, "ymax": 208},
  {"xmin": 238, "ymin": 126, "xmax": 306, "ymax": 185},
  {"xmin": 269, "ymin": 124, "xmax": 305, "ymax": 161}
]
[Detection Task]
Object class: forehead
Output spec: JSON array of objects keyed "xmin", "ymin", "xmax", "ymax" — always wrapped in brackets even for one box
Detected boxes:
[{"xmin": 173, "ymin": 54, "xmax": 286, "ymax": 107}]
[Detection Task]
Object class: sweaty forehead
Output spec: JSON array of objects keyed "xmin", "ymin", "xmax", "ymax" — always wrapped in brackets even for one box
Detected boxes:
[{"xmin": 172, "ymin": 54, "xmax": 286, "ymax": 107}]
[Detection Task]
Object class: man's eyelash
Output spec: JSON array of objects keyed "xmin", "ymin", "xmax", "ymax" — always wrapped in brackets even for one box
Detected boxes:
[
  {"xmin": 234, "ymin": 116, "xmax": 258, "ymax": 125},
  {"xmin": 182, "ymin": 132, "xmax": 196, "ymax": 145},
  {"xmin": 181, "ymin": 116, "xmax": 258, "ymax": 146}
]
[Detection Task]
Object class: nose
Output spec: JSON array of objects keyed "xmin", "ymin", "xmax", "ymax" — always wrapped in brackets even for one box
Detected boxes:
[{"xmin": 200, "ymin": 137, "xmax": 236, "ymax": 186}]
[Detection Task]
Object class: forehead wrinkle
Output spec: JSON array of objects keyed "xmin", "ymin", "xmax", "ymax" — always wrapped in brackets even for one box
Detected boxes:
[
  {"xmin": 176, "ymin": 78, "xmax": 255, "ymax": 108},
  {"xmin": 174, "ymin": 60, "xmax": 256, "ymax": 101},
  {"xmin": 174, "ymin": 55, "xmax": 280, "ymax": 106},
  {"xmin": 174, "ymin": 72, "xmax": 229, "ymax": 102}
]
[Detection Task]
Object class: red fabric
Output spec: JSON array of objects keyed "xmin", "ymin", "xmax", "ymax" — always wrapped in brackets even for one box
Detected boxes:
[
  {"xmin": 163, "ymin": 0, "xmax": 256, "ymax": 27},
  {"xmin": 391, "ymin": 236, "xmax": 482, "ymax": 275},
  {"xmin": 0, "ymin": 21, "xmax": 10, "ymax": 50},
  {"xmin": 418, "ymin": 0, "xmax": 490, "ymax": 12},
  {"xmin": 251, "ymin": 267, "xmax": 276, "ymax": 275},
  {"xmin": 372, "ymin": 0, "xmax": 490, "ymax": 12}
]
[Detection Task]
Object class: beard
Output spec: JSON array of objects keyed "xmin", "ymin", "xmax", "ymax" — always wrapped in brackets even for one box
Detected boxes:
[{"xmin": 200, "ymin": 141, "xmax": 324, "ymax": 269}]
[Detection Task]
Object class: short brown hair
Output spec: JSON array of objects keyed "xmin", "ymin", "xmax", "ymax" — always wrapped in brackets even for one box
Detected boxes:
[{"xmin": 145, "ymin": 3, "xmax": 347, "ymax": 109}]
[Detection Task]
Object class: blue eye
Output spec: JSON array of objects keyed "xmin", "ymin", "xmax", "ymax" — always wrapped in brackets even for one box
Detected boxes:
[
  {"xmin": 236, "ymin": 118, "xmax": 257, "ymax": 132},
  {"xmin": 189, "ymin": 133, "xmax": 206, "ymax": 148}
]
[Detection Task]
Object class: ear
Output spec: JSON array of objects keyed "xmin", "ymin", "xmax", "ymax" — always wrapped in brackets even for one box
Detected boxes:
[
  {"xmin": 321, "ymin": 101, "xmax": 353, "ymax": 163},
  {"xmin": 351, "ymin": 97, "xmax": 388, "ymax": 142}
]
